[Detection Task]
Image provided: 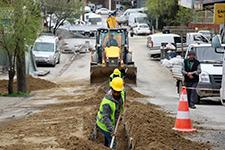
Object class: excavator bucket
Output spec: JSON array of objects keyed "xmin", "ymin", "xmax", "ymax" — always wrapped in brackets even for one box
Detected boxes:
[{"xmin": 90, "ymin": 65, "xmax": 137, "ymax": 84}]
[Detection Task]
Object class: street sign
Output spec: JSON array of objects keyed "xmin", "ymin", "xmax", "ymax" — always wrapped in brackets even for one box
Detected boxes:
[{"xmin": 214, "ymin": 3, "xmax": 225, "ymax": 24}]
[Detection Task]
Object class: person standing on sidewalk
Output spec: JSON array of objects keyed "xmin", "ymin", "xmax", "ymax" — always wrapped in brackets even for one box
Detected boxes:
[{"xmin": 182, "ymin": 51, "xmax": 201, "ymax": 109}]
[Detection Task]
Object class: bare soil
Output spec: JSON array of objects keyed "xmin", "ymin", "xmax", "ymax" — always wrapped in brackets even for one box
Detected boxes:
[
  {"xmin": 0, "ymin": 76, "xmax": 57, "ymax": 94},
  {"xmin": 0, "ymin": 81, "xmax": 210, "ymax": 150},
  {"xmin": 125, "ymin": 101, "xmax": 210, "ymax": 150}
]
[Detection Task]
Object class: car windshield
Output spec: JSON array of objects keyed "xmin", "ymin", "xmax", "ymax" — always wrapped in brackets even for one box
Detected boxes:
[
  {"xmin": 34, "ymin": 42, "xmax": 54, "ymax": 52},
  {"xmin": 99, "ymin": 30, "xmax": 126, "ymax": 47},
  {"xmin": 140, "ymin": 25, "xmax": 148, "ymax": 28},
  {"xmin": 89, "ymin": 18, "xmax": 102, "ymax": 25},
  {"xmin": 193, "ymin": 35, "xmax": 208, "ymax": 43},
  {"xmin": 136, "ymin": 17, "xmax": 147, "ymax": 23},
  {"xmin": 194, "ymin": 47, "xmax": 224, "ymax": 63}
]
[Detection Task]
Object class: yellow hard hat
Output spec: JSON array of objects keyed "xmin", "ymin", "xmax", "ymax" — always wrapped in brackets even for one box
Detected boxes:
[
  {"xmin": 113, "ymin": 68, "xmax": 121, "ymax": 76},
  {"xmin": 111, "ymin": 77, "xmax": 124, "ymax": 92}
]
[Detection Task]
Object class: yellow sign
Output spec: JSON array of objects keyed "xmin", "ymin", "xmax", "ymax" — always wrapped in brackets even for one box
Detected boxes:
[{"xmin": 214, "ymin": 3, "xmax": 225, "ymax": 24}]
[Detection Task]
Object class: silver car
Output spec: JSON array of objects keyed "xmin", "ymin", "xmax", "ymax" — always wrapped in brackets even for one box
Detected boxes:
[{"xmin": 33, "ymin": 35, "xmax": 60, "ymax": 67}]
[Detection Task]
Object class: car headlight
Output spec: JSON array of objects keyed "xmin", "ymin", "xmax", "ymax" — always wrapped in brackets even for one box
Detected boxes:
[{"xmin": 199, "ymin": 72, "xmax": 210, "ymax": 83}]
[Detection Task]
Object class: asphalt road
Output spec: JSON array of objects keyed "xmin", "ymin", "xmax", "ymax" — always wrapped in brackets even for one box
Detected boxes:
[{"xmin": 130, "ymin": 36, "xmax": 225, "ymax": 150}]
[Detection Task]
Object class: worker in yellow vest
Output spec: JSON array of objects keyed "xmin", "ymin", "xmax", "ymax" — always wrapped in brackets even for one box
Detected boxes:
[
  {"xmin": 106, "ymin": 14, "xmax": 117, "ymax": 29},
  {"xmin": 96, "ymin": 77, "xmax": 125, "ymax": 147},
  {"xmin": 109, "ymin": 68, "xmax": 121, "ymax": 83}
]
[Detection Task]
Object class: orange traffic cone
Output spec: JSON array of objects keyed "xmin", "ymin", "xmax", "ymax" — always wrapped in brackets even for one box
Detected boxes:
[{"xmin": 173, "ymin": 86, "xmax": 196, "ymax": 132}]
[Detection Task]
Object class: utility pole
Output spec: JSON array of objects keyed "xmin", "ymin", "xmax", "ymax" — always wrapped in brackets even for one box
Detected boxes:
[{"xmin": 109, "ymin": 0, "xmax": 111, "ymax": 10}]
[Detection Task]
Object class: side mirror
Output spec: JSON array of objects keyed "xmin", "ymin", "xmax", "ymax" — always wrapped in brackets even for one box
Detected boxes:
[{"xmin": 212, "ymin": 35, "xmax": 222, "ymax": 48}]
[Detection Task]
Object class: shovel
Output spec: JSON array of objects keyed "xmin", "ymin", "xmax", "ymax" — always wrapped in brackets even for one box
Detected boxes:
[{"xmin": 110, "ymin": 114, "xmax": 122, "ymax": 149}]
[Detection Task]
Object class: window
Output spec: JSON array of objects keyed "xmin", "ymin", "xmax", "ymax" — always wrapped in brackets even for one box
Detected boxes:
[
  {"xmin": 34, "ymin": 42, "xmax": 54, "ymax": 52},
  {"xmin": 195, "ymin": 47, "xmax": 224, "ymax": 63}
]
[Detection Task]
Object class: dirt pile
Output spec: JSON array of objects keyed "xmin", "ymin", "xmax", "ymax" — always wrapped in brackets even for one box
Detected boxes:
[
  {"xmin": 60, "ymin": 136, "xmax": 109, "ymax": 150},
  {"xmin": 0, "ymin": 76, "xmax": 57, "ymax": 94},
  {"xmin": 126, "ymin": 86, "xmax": 147, "ymax": 99},
  {"xmin": 124, "ymin": 101, "xmax": 210, "ymax": 150},
  {"xmin": 0, "ymin": 82, "xmax": 209, "ymax": 150}
]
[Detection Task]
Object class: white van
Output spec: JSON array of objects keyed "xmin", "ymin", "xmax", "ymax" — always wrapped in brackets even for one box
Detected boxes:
[
  {"xmin": 147, "ymin": 34, "xmax": 181, "ymax": 48},
  {"xmin": 33, "ymin": 35, "xmax": 61, "ymax": 67},
  {"xmin": 84, "ymin": 13, "xmax": 102, "ymax": 25},
  {"xmin": 128, "ymin": 12, "xmax": 148, "ymax": 27},
  {"xmin": 147, "ymin": 34, "xmax": 182, "ymax": 58},
  {"xmin": 117, "ymin": 8, "xmax": 145, "ymax": 24}
]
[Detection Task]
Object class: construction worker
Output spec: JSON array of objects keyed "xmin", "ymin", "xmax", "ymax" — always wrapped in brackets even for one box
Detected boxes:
[
  {"xmin": 110, "ymin": 68, "xmax": 121, "ymax": 83},
  {"xmin": 106, "ymin": 14, "xmax": 117, "ymax": 29},
  {"xmin": 96, "ymin": 77, "xmax": 125, "ymax": 148},
  {"xmin": 106, "ymin": 34, "xmax": 118, "ymax": 47}
]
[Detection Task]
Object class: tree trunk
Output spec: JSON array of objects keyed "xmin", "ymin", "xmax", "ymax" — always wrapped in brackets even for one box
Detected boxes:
[
  {"xmin": 16, "ymin": 51, "xmax": 27, "ymax": 93},
  {"xmin": 8, "ymin": 68, "xmax": 15, "ymax": 94},
  {"xmin": 7, "ymin": 54, "xmax": 16, "ymax": 94}
]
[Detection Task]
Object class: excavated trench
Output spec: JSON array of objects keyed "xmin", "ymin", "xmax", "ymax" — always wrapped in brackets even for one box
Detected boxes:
[{"xmin": 0, "ymin": 79, "xmax": 210, "ymax": 150}]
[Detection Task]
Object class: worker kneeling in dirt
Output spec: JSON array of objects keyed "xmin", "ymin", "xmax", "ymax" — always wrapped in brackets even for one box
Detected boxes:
[{"xmin": 96, "ymin": 77, "xmax": 125, "ymax": 148}]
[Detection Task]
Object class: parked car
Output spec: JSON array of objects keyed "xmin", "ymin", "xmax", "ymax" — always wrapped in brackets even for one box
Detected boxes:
[
  {"xmin": 96, "ymin": 8, "xmax": 111, "ymax": 15},
  {"xmin": 133, "ymin": 23, "xmax": 151, "ymax": 35},
  {"xmin": 84, "ymin": 12, "xmax": 103, "ymax": 25},
  {"xmin": 147, "ymin": 34, "xmax": 181, "ymax": 48},
  {"xmin": 116, "ymin": 8, "xmax": 145, "ymax": 25},
  {"xmin": 147, "ymin": 34, "xmax": 182, "ymax": 58},
  {"xmin": 186, "ymin": 32, "xmax": 209, "ymax": 45},
  {"xmin": 198, "ymin": 30, "xmax": 212, "ymax": 41},
  {"xmin": 128, "ymin": 12, "xmax": 148, "ymax": 28},
  {"xmin": 33, "ymin": 35, "xmax": 61, "ymax": 67}
]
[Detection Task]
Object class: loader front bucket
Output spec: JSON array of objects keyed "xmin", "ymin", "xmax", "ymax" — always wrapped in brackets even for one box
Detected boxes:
[{"xmin": 90, "ymin": 65, "xmax": 137, "ymax": 84}]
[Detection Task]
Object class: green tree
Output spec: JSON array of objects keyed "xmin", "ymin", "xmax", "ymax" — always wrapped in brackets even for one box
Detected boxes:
[
  {"xmin": 176, "ymin": 6, "xmax": 193, "ymax": 26},
  {"xmin": 0, "ymin": 0, "xmax": 42, "ymax": 94},
  {"xmin": 146, "ymin": 0, "xmax": 177, "ymax": 29},
  {"xmin": 42, "ymin": 0, "xmax": 83, "ymax": 34}
]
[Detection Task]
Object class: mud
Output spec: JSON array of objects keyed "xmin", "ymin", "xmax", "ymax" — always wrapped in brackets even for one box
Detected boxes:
[
  {"xmin": 0, "ymin": 76, "xmax": 57, "ymax": 94},
  {"xmin": 0, "ymin": 82, "xmax": 209, "ymax": 150}
]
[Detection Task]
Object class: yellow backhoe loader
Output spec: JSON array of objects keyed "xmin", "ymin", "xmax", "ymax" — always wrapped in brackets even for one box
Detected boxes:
[{"xmin": 90, "ymin": 28, "xmax": 137, "ymax": 84}]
